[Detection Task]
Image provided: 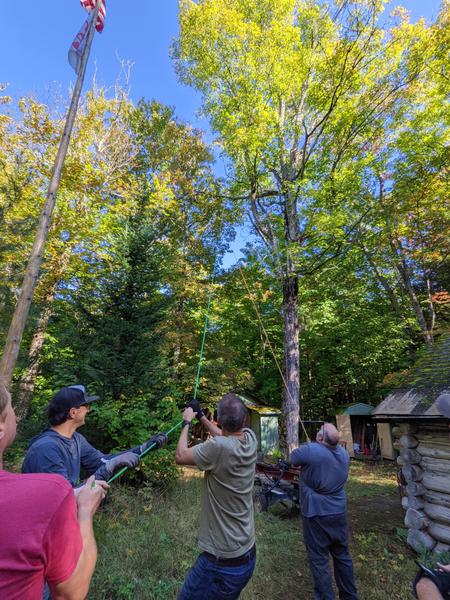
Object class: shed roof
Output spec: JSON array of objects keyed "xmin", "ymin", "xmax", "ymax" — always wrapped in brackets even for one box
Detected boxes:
[
  {"xmin": 373, "ymin": 332, "xmax": 450, "ymax": 420},
  {"xmin": 338, "ymin": 403, "xmax": 374, "ymax": 416},
  {"xmin": 238, "ymin": 394, "xmax": 281, "ymax": 415}
]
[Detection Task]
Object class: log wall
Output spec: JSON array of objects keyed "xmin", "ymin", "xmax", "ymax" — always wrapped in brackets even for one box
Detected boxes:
[{"xmin": 396, "ymin": 423, "xmax": 450, "ymax": 553}]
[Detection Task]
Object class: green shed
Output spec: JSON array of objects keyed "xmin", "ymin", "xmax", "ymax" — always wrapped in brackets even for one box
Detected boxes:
[{"xmin": 237, "ymin": 394, "xmax": 281, "ymax": 455}]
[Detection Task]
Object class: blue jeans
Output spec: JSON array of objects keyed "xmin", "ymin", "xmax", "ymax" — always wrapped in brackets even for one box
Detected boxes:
[
  {"xmin": 178, "ymin": 549, "xmax": 256, "ymax": 600},
  {"xmin": 302, "ymin": 514, "xmax": 359, "ymax": 600}
]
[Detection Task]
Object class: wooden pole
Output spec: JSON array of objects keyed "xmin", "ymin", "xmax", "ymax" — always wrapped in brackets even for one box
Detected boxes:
[{"xmin": 0, "ymin": 1, "xmax": 101, "ymax": 389}]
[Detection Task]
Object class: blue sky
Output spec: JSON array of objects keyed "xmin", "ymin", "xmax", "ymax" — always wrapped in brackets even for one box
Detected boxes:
[
  {"xmin": 1, "ymin": 1, "xmax": 442, "ymax": 127},
  {"xmin": 1, "ymin": 1, "xmax": 442, "ymax": 264}
]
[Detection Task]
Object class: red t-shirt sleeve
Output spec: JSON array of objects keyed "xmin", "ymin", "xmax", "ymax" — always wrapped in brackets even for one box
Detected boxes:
[{"xmin": 43, "ymin": 488, "xmax": 83, "ymax": 586}]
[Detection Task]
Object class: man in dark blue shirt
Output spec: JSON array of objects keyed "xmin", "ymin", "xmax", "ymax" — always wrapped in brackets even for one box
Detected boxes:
[
  {"xmin": 291, "ymin": 423, "xmax": 359, "ymax": 600},
  {"xmin": 22, "ymin": 385, "xmax": 167, "ymax": 486}
]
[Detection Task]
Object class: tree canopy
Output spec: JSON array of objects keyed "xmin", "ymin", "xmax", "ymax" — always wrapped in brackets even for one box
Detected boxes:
[{"xmin": 0, "ymin": 0, "xmax": 448, "ymax": 458}]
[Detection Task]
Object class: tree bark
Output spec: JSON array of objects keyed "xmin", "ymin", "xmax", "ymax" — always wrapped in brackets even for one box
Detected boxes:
[
  {"xmin": 394, "ymin": 252, "xmax": 433, "ymax": 345},
  {"xmin": 15, "ymin": 293, "xmax": 55, "ymax": 421},
  {"xmin": 378, "ymin": 175, "xmax": 433, "ymax": 345},
  {"xmin": 360, "ymin": 242, "xmax": 403, "ymax": 318},
  {"xmin": 282, "ymin": 272, "xmax": 300, "ymax": 454}
]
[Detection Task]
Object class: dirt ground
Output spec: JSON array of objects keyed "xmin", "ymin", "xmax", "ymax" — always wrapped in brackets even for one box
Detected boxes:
[{"xmin": 349, "ymin": 492, "xmax": 404, "ymax": 533}]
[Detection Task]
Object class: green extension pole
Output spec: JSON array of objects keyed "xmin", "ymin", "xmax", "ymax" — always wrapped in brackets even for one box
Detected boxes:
[
  {"xmin": 107, "ymin": 421, "xmax": 183, "ymax": 484},
  {"xmin": 106, "ymin": 277, "xmax": 215, "ymax": 485},
  {"xmin": 193, "ymin": 283, "xmax": 214, "ymax": 400}
]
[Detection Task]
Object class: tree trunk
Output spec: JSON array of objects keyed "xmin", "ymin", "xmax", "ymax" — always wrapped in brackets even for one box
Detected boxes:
[
  {"xmin": 394, "ymin": 251, "xmax": 433, "ymax": 345},
  {"xmin": 282, "ymin": 273, "xmax": 300, "ymax": 454},
  {"xmin": 425, "ymin": 271, "xmax": 436, "ymax": 333},
  {"xmin": 15, "ymin": 294, "xmax": 55, "ymax": 420},
  {"xmin": 379, "ymin": 175, "xmax": 433, "ymax": 345},
  {"xmin": 360, "ymin": 242, "xmax": 403, "ymax": 318}
]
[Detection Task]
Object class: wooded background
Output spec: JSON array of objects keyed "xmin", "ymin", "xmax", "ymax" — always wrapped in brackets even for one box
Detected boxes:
[{"xmin": 0, "ymin": 0, "xmax": 448, "ymax": 456}]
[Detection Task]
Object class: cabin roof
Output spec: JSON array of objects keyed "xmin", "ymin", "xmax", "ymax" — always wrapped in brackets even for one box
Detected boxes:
[
  {"xmin": 373, "ymin": 333, "xmax": 450, "ymax": 420},
  {"xmin": 237, "ymin": 394, "xmax": 281, "ymax": 415}
]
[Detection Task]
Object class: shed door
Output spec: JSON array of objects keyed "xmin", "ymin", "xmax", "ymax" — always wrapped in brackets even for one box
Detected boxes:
[
  {"xmin": 377, "ymin": 423, "xmax": 395, "ymax": 460},
  {"xmin": 337, "ymin": 414, "xmax": 353, "ymax": 457},
  {"xmin": 260, "ymin": 416, "xmax": 279, "ymax": 454},
  {"xmin": 250, "ymin": 413, "xmax": 261, "ymax": 451}
]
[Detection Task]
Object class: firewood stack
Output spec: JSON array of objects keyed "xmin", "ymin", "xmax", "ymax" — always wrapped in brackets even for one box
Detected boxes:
[{"xmin": 396, "ymin": 422, "xmax": 450, "ymax": 553}]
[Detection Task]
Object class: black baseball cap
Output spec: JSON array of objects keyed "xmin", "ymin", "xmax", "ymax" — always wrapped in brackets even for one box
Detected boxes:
[{"xmin": 49, "ymin": 385, "xmax": 100, "ymax": 411}]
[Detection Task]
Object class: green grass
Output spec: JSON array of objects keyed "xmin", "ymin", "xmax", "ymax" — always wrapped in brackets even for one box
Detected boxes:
[
  {"xmin": 89, "ymin": 462, "xmax": 418, "ymax": 599},
  {"xmin": 345, "ymin": 461, "xmax": 399, "ymax": 498}
]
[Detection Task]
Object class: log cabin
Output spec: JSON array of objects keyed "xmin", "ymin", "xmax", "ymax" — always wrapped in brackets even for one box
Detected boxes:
[{"xmin": 373, "ymin": 332, "xmax": 450, "ymax": 553}]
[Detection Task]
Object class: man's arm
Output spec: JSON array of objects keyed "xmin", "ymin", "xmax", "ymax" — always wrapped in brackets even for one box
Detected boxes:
[
  {"xmin": 50, "ymin": 477, "xmax": 109, "ymax": 600},
  {"xmin": 290, "ymin": 444, "xmax": 310, "ymax": 466},
  {"xmin": 185, "ymin": 399, "xmax": 222, "ymax": 437},
  {"xmin": 198, "ymin": 415, "xmax": 222, "ymax": 437},
  {"xmin": 22, "ymin": 445, "xmax": 72, "ymax": 482},
  {"xmin": 79, "ymin": 435, "xmax": 107, "ymax": 474},
  {"xmin": 175, "ymin": 408, "xmax": 196, "ymax": 466}
]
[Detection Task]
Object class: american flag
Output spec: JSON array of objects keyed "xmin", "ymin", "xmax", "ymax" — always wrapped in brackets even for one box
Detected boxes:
[
  {"xmin": 68, "ymin": 0, "xmax": 106, "ymax": 74},
  {"xmin": 80, "ymin": 0, "xmax": 106, "ymax": 33}
]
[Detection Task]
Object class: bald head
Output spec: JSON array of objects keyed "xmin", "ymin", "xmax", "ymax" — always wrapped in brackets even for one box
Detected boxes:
[{"xmin": 317, "ymin": 423, "xmax": 340, "ymax": 447}]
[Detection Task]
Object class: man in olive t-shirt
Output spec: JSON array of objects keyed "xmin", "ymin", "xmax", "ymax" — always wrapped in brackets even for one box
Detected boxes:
[{"xmin": 175, "ymin": 393, "xmax": 257, "ymax": 600}]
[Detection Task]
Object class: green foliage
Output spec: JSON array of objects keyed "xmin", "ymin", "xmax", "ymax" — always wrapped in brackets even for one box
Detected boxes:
[
  {"xmin": 419, "ymin": 549, "xmax": 450, "ymax": 570},
  {"xmin": 2, "ymin": 1, "xmax": 448, "ymax": 462},
  {"xmin": 174, "ymin": 0, "xmax": 449, "ymax": 440}
]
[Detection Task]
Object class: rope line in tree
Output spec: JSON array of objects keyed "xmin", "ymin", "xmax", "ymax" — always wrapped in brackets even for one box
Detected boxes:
[{"xmin": 235, "ymin": 260, "xmax": 311, "ymax": 443}]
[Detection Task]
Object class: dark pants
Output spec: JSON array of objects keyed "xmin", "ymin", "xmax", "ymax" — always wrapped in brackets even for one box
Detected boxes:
[
  {"xmin": 302, "ymin": 513, "xmax": 359, "ymax": 600},
  {"xmin": 413, "ymin": 567, "xmax": 450, "ymax": 598},
  {"xmin": 178, "ymin": 548, "xmax": 256, "ymax": 600}
]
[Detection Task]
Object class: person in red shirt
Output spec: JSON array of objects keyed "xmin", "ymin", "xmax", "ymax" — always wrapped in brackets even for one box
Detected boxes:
[{"xmin": 0, "ymin": 381, "xmax": 108, "ymax": 600}]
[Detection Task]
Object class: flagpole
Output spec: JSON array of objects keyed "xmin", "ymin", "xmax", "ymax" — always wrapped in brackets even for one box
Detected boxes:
[{"xmin": 0, "ymin": 1, "xmax": 102, "ymax": 388}]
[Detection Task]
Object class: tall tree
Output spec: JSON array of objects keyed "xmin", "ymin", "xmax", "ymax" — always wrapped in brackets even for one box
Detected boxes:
[
  {"xmin": 354, "ymin": 3, "xmax": 450, "ymax": 344},
  {"xmin": 175, "ymin": 0, "xmax": 429, "ymax": 450},
  {"xmin": 129, "ymin": 101, "xmax": 234, "ymax": 396},
  {"xmin": 0, "ymin": 87, "xmax": 135, "ymax": 416}
]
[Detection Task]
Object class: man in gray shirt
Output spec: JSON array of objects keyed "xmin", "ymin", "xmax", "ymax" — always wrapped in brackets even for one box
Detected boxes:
[
  {"xmin": 291, "ymin": 423, "xmax": 359, "ymax": 600},
  {"xmin": 175, "ymin": 393, "xmax": 257, "ymax": 599}
]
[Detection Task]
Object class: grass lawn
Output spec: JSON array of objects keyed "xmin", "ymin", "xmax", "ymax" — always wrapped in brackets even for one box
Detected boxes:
[{"xmin": 90, "ymin": 461, "xmax": 418, "ymax": 600}]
